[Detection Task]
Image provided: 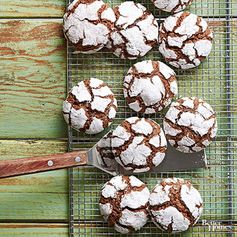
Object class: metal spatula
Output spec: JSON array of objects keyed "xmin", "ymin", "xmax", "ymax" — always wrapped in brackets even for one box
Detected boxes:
[{"xmin": 0, "ymin": 132, "xmax": 207, "ymax": 178}]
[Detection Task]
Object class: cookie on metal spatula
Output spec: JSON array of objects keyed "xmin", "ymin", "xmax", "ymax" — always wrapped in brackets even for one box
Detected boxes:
[{"xmin": 111, "ymin": 117, "xmax": 167, "ymax": 173}]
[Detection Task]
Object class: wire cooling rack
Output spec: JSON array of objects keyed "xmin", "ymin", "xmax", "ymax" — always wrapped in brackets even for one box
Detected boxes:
[{"xmin": 67, "ymin": 0, "xmax": 237, "ymax": 236}]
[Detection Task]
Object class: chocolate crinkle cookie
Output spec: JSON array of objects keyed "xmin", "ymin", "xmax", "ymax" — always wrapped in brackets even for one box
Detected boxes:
[
  {"xmin": 163, "ymin": 97, "xmax": 217, "ymax": 153},
  {"xmin": 152, "ymin": 0, "xmax": 193, "ymax": 13},
  {"xmin": 107, "ymin": 1, "xmax": 159, "ymax": 59},
  {"xmin": 63, "ymin": 78, "xmax": 117, "ymax": 134},
  {"xmin": 159, "ymin": 12, "xmax": 213, "ymax": 69},
  {"xmin": 63, "ymin": 0, "xmax": 115, "ymax": 53},
  {"xmin": 149, "ymin": 178, "xmax": 203, "ymax": 233},
  {"xmin": 111, "ymin": 117, "xmax": 167, "ymax": 173},
  {"xmin": 99, "ymin": 175, "xmax": 150, "ymax": 234},
  {"xmin": 123, "ymin": 60, "xmax": 178, "ymax": 114}
]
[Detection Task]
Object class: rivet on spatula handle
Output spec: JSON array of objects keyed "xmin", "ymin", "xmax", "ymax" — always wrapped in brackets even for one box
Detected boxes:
[{"xmin": 0, "ymin": 151, "xmax": 88, "ymax": 179}]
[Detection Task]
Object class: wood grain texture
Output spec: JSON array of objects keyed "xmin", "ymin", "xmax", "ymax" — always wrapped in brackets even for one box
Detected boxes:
[
  {"xmin": 0, "ymin": 19, "xmax": 67, "ymax": 139},
  {"xmin": 0, "ymin": 0, "xmax": 66, "ymax": 18},
  {"xmin": 0, "ymin": 223, "xmax": 68, "ymax": 237},
  {"xmin": 0, "ymin": 140, "xmax": 67, "ymax": 160},
  {"xmin": 0, "ymin": 151, "xmax": 87, "ymax": 178},
  {"xmin": 0, "ymin": 140, "xmax": 68, "ymax": 220},
  {"xmin": 0, "ymin": 192, "xmax": 68, "ymax": 221}
]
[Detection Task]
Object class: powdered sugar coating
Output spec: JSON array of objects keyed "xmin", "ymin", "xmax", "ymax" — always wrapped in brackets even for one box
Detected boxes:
[
  {"xmin": 152, "ymin": 0, "xmax": 193, "ymax": 13},
  {"xmin": 163, "ymin": 97, "xmax": 217, "ymax": 153},
  {"xmin": 124, "ymin": 60, "xmax": 178, "ymax": 114},
  {"xmin": 99, "ymin": 175, "xmax": 150, "ymax": 234},
  {"xmin": 63, "ymin": 78, "xmax": 117, "ymax": 134},
  {"xmin": 159, "ymin": 12, "xmax": 213, "ymax": 69},
  {"xmin": 63, "ymin": 0, "xmax": 115, "ymax": 53},
  {"xmin": 107, "ymin": 1, "xmax": 159, "ymax": 59},
  {"xmin": 111, "ymin": 117, "xmax": 167, "ymax": 173},
  {"xmin": 149, "ymin": 178, "xmax": 203, "ymax": 233}
]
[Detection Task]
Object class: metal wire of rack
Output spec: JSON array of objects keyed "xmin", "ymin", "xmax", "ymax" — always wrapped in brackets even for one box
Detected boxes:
[{"xmin": 67, "ymin": 0, "xmax": 237, "ymax": 236}]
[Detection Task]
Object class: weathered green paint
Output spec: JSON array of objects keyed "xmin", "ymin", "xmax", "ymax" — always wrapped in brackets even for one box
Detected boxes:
[
  {"xmin": 0, "ymin": 192, "xmax": 68, "ymax": 221},
  {"xmin": 0, "ymin": 0, "xmax": 66, "ymax": 18},
  {"xmin": 0, "ymin": 223, "xmax": 68, "ymax": 237},
  {"xmin": 0, "ymin": 140, "xmax": 68, "ymax": 221},
  {"xmin": 0, "ymin": 140, "xmax": 67, "ymax": 160},
  {"xmin": 0, "ymin": 19, "xmax": 67, "ymax": 139}
]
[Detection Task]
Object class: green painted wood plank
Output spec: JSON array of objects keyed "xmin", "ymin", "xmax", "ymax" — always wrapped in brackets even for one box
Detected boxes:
[
  {"xmin": 0, "ymin": 223, "xmax": 235, "ymax": 237},
  {"xmin": 0, "ymin": 192, "xmax": 68, "ymax": 221},
  {"xmin": 0, "ymin": 0, "xmax": 66, "ymax": 18},
  {"xmin": 0, "ymin": 19, "xmax": 67, "ymax": 139},
  {"xmin": 0, "ymin": 140, "xmax": 67, "ymax": 160},
  {"xmin": 0, "ymin": 169, "xmax": 68, "ymax": 194},
  {"xmin": 0, "ymin": 140, "xmax": 68, "ymax": 220},
  {"xmin": 0, "ymin": 224, "xmax": 68, "ymax": 237}
]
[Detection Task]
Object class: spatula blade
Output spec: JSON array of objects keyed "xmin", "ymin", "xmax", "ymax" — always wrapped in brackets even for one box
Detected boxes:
[
  {"xmin": 87, "ymin": 145, "xmax": 117, "ymax": 176},
  {"xmin": 115, "ymin": 144, "xmax": 207, "ymax": 175},
  {"xmin": 151, "ymin": 143, "xmax": 207, "ymax": 172},
  {"xmin": 88, "ymin": 133, "xmax": 207, "ymax": 176}
]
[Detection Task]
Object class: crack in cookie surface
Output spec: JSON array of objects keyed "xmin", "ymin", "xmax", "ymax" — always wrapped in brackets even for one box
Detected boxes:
[
  {"xmin": 63, "ymin": 0, "xmax": 116, "ymax": 53},
  {"xmin": 163, "ymin": 97, "xmax": 217, "ymax": 153},
  {"xmin": 107, "ymin": 1, "xmax": 158, "ymax": 59},
  {"xmin": 159, "ymin": 12, "xmax": 213, "ymax": 69},
  {"xmin": 111, "ymin": 117, "xmax": 167, "ymax": 173},
  {"xmin": 62, "ymin": 78, "xmax": 117, "ymax": 134},
  {"xmin": 99, "ymin": 175, "xmax": 150, "ymax": 234},
  {"xmin": 149, "ymin": 178, "xmax": 203, "ymax": 233},
  {"xmin": 124, "ymin": 60, "xmax": 178, "ymax": 114}
]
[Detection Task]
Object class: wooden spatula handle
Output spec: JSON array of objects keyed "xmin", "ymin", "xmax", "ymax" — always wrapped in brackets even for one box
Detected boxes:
[{"xmin": 0, "ymin": 151, "xmax": 88, "ymax": 178}]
